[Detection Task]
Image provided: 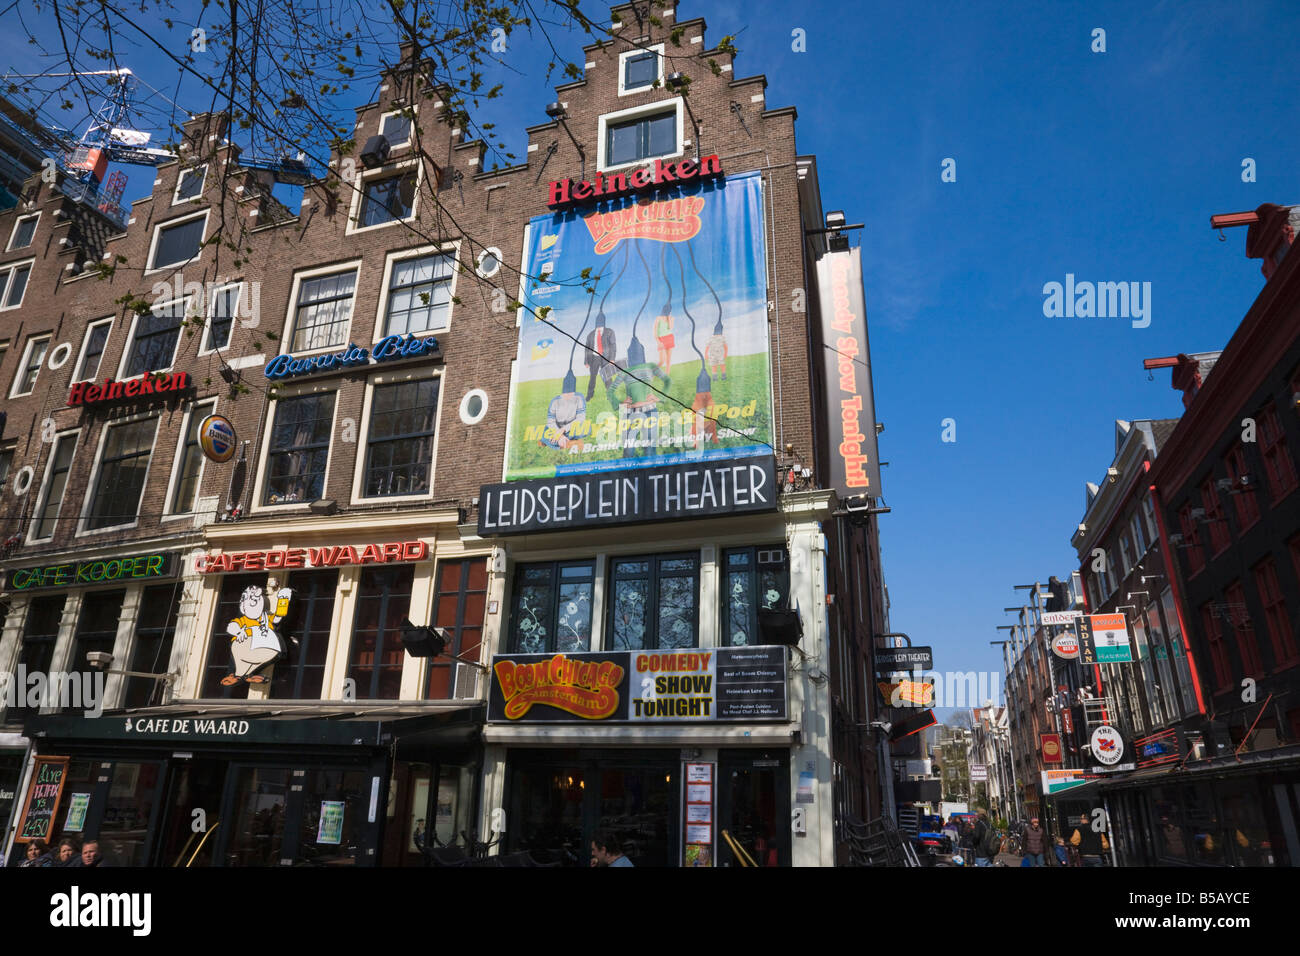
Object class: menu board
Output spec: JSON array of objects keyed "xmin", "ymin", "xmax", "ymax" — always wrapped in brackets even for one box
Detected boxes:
[
  {"xmin": 715, "ymin": 646, "xmax": 788, "ymax": 720},
  {"xmin": 15, "ymin": 756, "xmax": 70, "ymax": 843}
]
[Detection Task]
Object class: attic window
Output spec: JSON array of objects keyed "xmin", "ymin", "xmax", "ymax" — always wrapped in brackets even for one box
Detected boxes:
[
  {"xmin": 174, "ymin": 165, "xmax": 207, "ymax": 204},
  {"xmin": 380, "ymin": 111, "xmax": 413, "ymax": 146}
]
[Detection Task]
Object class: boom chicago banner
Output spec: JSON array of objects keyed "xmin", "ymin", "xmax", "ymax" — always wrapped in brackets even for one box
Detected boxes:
[{"xmin": 505, "ymin": 170, "xmax": 773, "ymax": 481}]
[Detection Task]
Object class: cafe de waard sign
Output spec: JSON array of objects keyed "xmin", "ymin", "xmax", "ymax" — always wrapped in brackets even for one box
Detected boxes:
[{"xmin": 546, "ymin": 155, "xmax": 723, "ymax": 208}]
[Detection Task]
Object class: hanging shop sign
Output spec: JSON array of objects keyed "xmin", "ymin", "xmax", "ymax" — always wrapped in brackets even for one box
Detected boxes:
[
  {"xmin": 197, "ymin": 540, "xmax": 428, "ymax": 574},
  {"xmin": 815, "ymin": 246, "xmax": 883, "ymax": 503},
  {"xmin": 970, "ymin": 763, "xmax": 988, "ymax": 782},
  {"xmin": 1079, "ymin": 613, "xmax": 1132, "ymax": 664},
  {"xmin": 198, "ymin": 414, "xmax": 238, "ymax": 463},
  {"xmin": 14, "ymin": 756, "xmax": 69, "ymax": 843},
  {"xmin": 508, "ymin": 170, "xmax": 773, "ymax": 481},
  {"xmin": 1090, "ymin": 724, "xmax": 1126, "ymax": 766},
  {"xmin": 1040, "ymin": 769, "xmax": 1099, "ymax": 795},
  {"xmin": 1134, "ymin": 728, "xmax": 1181, "ymax": 769},
  {"xmin": 1052, "ymin": 632, "xmax": 1080, "ymax": 660},
  {"xmin": 546, "ymin": 155, "xmax": 723, "ymax": 209},
  {"xmin": 1042, "ymin": 610, "xmax": 1082, "ymax": 625},
  {"xmin": 888, "ymin": 708, "xmax": 937, "ymax": 741},
  {"xmin": 1040, "ymin": 733, "xmax": 1063, "ymax": 764},
  {"xmin": 6, "ymin": 551, "xmax": 178, "ymax": 592},
  {"xmin": 487, "ymin": 646, "xmax": 787, "ymax": 723},
  {"xmin": 877, "ymin": 679, "xmax": 934, "ymax": 707},
  {"xmin": 874, "ymin": 646, "xmax": 933, "ymax": 671},
  {"xmin": 478, "ymin": 456, "xmax": 776, "ymax": 535},
  {"xmin": 68, "ymin": 371, "xmax": 190, "ymax": 407},
  {"xmin": 263, "ymin": 333, "xmax": 441, "ymax": 382}
]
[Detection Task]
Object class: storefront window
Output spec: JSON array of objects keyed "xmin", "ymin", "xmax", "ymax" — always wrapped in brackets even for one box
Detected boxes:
[
  {"xmin": 348, "ymin": 565, "xmax": 414, "ymax": 699},
  {"xmin": 298, "ymin": 769, "xmax": 369, "ymax": 866},
  {"xmin": 722, "ymin": 547, "xmax": 789, "ymax": 647},
  {"xmin": 1185, "ymin": 782, "xmax": 1226, "ymax": 864},
  {"xmin": 9, "ymin": 595, "xmax": 64, "ymax": 721},
  {"xmin": 64, "ymin": 590, "xmax": 125, "ymax": 713},
  {"xmin": 272, "ymin": 569, "xmax": 338, "ymax": 700},
  {"xmin": 1220, "ymin": 780, "xmax": 1274, "ymax": 865},
  {"xmin": 1162, "ymin": 589, "xmax": 1199, "ymax": 717},
  {"xmin": 1150, "ymin": 786, "xmax": 1190, "ymax": 861},
  {"xmin": 609, "ymin": 553, "xmax": 699, "ymax": 651},
  {"xmin": 227, "ymin": 767, "xmax": 293, "ymax": 866},
  {"xmin": 201, "ymin": 573, "xmax": 266, "ymax": 698},
  {"xmin": 124, "ymin": 584, "xmax": 182, "ymax": 708},
  {"xmin": 509, "ymin": 561, "xmax": 594, "ymax": 655},
  {"xmin": 427, "ymin": 558, "xmax": 488, "ymax": 698},
  {"xmin": 97, "ymin": 760, "xmax": 161, "ymax": 866}
]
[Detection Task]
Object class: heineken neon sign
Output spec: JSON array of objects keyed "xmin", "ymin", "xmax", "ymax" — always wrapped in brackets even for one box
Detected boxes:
[{"xmin": 264, "ymin": 333, "xmax": 440, "ymax": 381}]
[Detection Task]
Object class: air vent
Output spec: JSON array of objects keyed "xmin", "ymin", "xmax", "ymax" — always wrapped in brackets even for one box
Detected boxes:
[{"xmin": 453, "ymin": 662, "xmax": 479, "ymax": 699}]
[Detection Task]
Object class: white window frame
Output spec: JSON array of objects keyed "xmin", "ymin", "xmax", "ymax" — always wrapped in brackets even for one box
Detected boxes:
[
  {"xmin": 279, "ymin": 260, "xmax": 363, "ymax": 357},
  {"xmin": 475, "ymin": 247, "xmax": 503, "ymax": 279},
  {"xmin": 144, "ymin": 209, "xmax": 209, "ymax": 275},
  {"xmin": 350, "ymin": 367, "xmax": 444, "ymax": 506},
  {"xmin": 618, "ymin": 43, "xmax": 665, "ymax": 96},
  {"xmin": 199, "ymin": 282, "xmax": 244, "ymax": 355},
  {"xmin": 76, "ymin": 412, "xmax": 161, "ymax": 537},
  {"xmin": 7, "ymin": 212, "xmax": 40, "ymax": 251},
  {"xmin": 27, "ymin": 427, "xmax": 80, "ymax": 544},
  {"xmin": 116, "ymin": 295, "xmax": 194, "ymax": 382},
  {"xmin": 346, "ymin": 158, "xmax": 423, "ymax": 236},
  {"xmin": 378, "ymin": 106, "xmax": 416, "ymax": 148},
  {"xmin": 0, "ymin": 257, "xmax": 36, "ymax": 311},
  {"xmin": 372, "ymin": 243, "xmax": 461, "ymax": 342},
  {"xmin": 73, "ymin": 317, "xmax": 115, "ymax": 383},
  {"xmin": 251, "ymin": 380, "xmax": 341, "ymax": 515},
  {"xmin": 596, "ymin": 97, "xmax": 685, "ymax": 173},
  {"xmin": 9, "ymin": 332, "xmax": 51, "ymax": 398},
  {"xmin": 172, "ymin": 163, "xmax": 209, "ymax": 205},
  {"xmin": 162, "ymin": 398, "xmax": 218, "ymax": 521}
]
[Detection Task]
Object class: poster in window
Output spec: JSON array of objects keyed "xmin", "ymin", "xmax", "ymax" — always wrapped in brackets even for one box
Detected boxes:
[
  {"xmin": 407, "ymin": 775, "xmax": 429, "ymax": 853},
  {"xmin": 435, "ymin": 778, "xmax": 457, "ymax": 846},
  {"xmin": 317, "ymin": 801, "xmax": 345, "ymax": 845},
  {"xmin": 506, "ymin": 170, "xmax": 772, "ymax": 480},
  {"xmin": 63, "ymin": 792, "xmax": 91, "ymax": 832}
]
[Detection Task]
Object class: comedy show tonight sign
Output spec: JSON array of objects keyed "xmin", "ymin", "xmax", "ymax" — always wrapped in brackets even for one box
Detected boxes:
[{"xmin": 488, "ymin": 647, "xmax": 787, "ymax": 723}]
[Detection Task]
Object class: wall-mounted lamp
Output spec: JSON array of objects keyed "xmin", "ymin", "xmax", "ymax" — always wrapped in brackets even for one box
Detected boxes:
[{"xmin": 543, "ymin": 102, "xmax": 585, "ymax": 179}]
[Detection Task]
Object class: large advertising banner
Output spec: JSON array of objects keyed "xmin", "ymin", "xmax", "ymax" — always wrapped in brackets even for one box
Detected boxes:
[
  {"xmin": 506, "ymin": 170, "xmax": 772, "ymax": 480},
  {"xmin": 815, "ymin": 247, "xmax": 883, "ymax": 502}
]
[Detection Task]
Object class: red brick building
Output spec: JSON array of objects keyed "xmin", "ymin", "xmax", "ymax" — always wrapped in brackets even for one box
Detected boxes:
[{"xmin": 0, "ymin": 3, "xmax": 892, "ymax": 867}]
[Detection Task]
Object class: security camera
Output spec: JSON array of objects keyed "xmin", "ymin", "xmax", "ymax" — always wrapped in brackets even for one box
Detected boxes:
[
  {"xmin": 1106, "ymin": 467, "xmax": 1119, "ymax": 482},
  {"xmin": 870, "ymin": 720, "xmax": 892, "ymax": 733}
]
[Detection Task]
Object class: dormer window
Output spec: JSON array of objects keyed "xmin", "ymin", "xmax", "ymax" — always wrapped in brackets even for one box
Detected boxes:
[
  {"xmin": 380, "ymin": 110, "xmax": 413, "ymax": 147},
  {"xmin": 619, "ymin": 43, "xmax": 664, "ymax": 95}
]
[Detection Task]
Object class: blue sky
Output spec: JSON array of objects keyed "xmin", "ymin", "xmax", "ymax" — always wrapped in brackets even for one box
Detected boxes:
[{"xmin": 4, "ymin": 1, "xmax": 1296, "ymax": 705}]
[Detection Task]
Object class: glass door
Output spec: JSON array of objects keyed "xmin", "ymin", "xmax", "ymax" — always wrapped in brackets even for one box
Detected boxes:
[
  {"xmin": 717, "ymin": 750, "xmax": 790, "ymax": 867},
  {"xmin": 154, "ymin": 759, "xmax": 229, "ymax": 867}
]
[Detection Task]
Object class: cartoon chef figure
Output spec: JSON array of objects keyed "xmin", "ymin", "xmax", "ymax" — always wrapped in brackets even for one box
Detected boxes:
[{"xmin": 222, "ymin": 579, "xmax": 293, "ymax": 685}]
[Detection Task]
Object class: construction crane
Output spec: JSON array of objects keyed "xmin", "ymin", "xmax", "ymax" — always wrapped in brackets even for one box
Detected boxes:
[{"xmin": 2, "ymin": 67, "xmax": 314, "ymax": 225}]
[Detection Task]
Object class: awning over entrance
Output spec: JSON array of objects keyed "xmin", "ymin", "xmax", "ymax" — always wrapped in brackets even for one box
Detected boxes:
[
  {"xmin": 1050, "ymin": 744, "xmax": 1300, "ymax": 800},
  {"xmin": 24, "ymin": 700, "xmax": 484, "ymax": 751}
]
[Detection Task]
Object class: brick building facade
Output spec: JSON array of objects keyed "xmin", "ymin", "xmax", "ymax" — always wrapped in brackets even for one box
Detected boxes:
[{"xmin": 0, "ymin": 3, "xmax": 892, "ymax": 867}]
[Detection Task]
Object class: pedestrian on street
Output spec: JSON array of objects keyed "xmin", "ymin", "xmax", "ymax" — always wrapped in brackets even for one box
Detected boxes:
[
  {"xmin": 590, "ymin": 828, "xmax": 633, "ymax": 867},
  {"xmin": 51, "ymin": 838, "xmax": 79, "ymax": 867},
  {"xmin": 19, "ymin": 839, "xmax": 51, "ymax": 867},
  {"xmin": 1021, "ymin": 816, "xmax": 1046, "ymax": 866},
  {"xmin": 1069, "ymin": 814, "xmax": 1109, "ymax": 866},
  {"xmin": 972, "ymin": 809, "xmax": 995, "ymax": 867}
]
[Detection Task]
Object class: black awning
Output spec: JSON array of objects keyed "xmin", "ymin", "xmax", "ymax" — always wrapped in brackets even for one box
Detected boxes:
[
  {"xmin": 24, "ymin": 701, "xmax": 485, "ymax": 751},
  {"xmin": 1050, "ymin": 743, "xmax": 1300, "ymax": 799}
]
